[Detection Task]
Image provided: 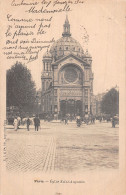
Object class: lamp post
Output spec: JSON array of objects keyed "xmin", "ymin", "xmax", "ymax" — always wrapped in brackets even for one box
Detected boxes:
[
  {"xmin": 36, "ymin": 92, "xmax": 39, "ymax": 116},
  {"xmin": 66, "ymin": 98, "xmax": 67, "ymax": 116}
]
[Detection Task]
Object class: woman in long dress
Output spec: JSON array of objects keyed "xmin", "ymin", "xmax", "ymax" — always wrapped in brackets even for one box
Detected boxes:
[{"xmin": 13, "ymin": 117, "xmax": 18, "ymax": 131}]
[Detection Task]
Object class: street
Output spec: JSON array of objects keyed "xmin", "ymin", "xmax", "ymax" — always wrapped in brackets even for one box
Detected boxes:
[{"xmin": 6, "ymin": 121, "xmax": 119, "ymax": 173}]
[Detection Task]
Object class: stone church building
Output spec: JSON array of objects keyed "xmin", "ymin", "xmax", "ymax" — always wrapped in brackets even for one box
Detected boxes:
[{"xmin": 41, "ymin": 16, "xmax": 94, "ymax": 119}]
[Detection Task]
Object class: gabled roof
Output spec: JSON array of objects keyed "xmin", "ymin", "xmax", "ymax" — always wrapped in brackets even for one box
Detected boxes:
[{"xmin": 52, "ymin": 53, "xmax": 91, "ymax": 66}]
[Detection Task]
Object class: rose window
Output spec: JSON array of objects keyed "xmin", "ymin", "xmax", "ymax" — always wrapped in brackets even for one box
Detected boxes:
[{"xmin": 64, "ymin": 67, "xmax": 78, "ymax": 83}]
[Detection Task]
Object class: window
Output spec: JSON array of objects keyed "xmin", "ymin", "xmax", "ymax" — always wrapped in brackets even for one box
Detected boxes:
[
  {"xmin": 50, "ymin": 65, "xmax": 52, "ymax": 71},
  {"xmin": 64, "ymin": 67, "xmax": 78, "ymax": 83},
  {"xmin": 85, "ymin": 89, "xmax": 88, "ymax": 96},
  {"xmin": 42, "ymin": 81, "xmax": 45, "ymax": 91},
  {"xmin": 54, "ymin": 89, "xmax": 57, "ymax": 96},
  {"xmin": 66, "ymin": 47, "xmax": 68, "ymax": 50},
  {"xmin": 85, "ymin": 97, "xmax": 88, "ymax": 104},
  {"xmin": 48, "ymin": 64, "xmax": 50, "ymax": 71},
  {"xmin": 43, "ymin": 62, "xmax": 45, "ymax": 71},
  {"xmin": 46, "ymin": 81, "xmax": 49, "ymax": 90}
]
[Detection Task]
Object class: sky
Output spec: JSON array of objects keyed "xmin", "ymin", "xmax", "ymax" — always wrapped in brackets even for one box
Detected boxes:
[{"xmin": 3, "ymin": 0, "xmax": 125, "ymax": 95}]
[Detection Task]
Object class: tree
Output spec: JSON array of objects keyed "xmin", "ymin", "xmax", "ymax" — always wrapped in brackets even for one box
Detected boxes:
[
  {"xmin": 101, "ymin": 88, "xmax": 119, "ymax": 116},
  {"xmin": 7, "ymin": 62, "xmax": 36, "ymax": 113}
]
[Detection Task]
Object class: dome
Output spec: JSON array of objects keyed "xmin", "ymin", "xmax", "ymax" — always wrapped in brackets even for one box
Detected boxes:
[
  {"xmin": 49, "ymin": 16, "xmax": 85, "ymax": 61},
  {"xmin": 43, "ymin": 50, "xmax": 52, "ymax": 59},
  {"xmin": 50, "ymin": 36, "xmax": 85, "ymax": 60}
]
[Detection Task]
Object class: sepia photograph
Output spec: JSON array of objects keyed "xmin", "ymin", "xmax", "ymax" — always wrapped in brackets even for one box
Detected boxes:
[{"xmin": 6, "ymin": 14, "xmax": 119, "ymax": 173}]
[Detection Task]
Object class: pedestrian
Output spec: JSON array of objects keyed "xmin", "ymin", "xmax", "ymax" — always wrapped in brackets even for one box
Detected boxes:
[
  {"xmin": 76, "ymin": 115, "xmax": 81, "ymax": 127},
  {"xmin": 112, "ymin": 117, "xmax": 115, "ymax": 128},
  {"xmin": 91, "ymin": 115, "xmax": 93, "ymax": 124},
  {"xmin": 34, "ymin": 115, "xmax": 40, "ymax": 131},
  {"xmin": 85, "ymin": 114, "xmax": 89, "ymax": 125},
  {"xmin": 92, "ymin": 116, "xmax": 95, "ymax": 124},
  {"xmin": 99, "ymin": 116, "xmax": 102, "ymax": 123},
  {"xmin": 13, "ymin": 117, "xmax": 18, "ymax": 131},
  {"xmin": 65, "ymin": 116, "xmax": 68, "ymax": 125},
  {"xmin": 17, "ymin": 116, "xmax": 21, "ymax": 129},
  {"xmin": 27, "ymin": 117, "xmax": 30, "ymax": 131}
]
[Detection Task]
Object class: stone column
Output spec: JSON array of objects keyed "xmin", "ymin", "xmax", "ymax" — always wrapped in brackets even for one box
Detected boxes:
[
  {"xmin": 88, "ymin": 88, "xmax": 90, "ymax": 114},
  {"xmin": 82, "ymin": 87, "xmax": 85, "ymax": 116},
  {"xmin": 57, "ymin": 88, "xmax": 60, "ymax": 113},
  {"xmin": 53, "ymin": 66, "xmax": 58, "ymax": 85}
]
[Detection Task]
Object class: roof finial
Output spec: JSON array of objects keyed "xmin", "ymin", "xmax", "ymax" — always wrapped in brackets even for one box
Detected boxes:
[
  {"xmin": 65, "ymin": 14, "xmax": 69, "ymax": 23},
  {"xmin": 62, "ymin": 15, "xmax": 71, "ymax": 37}
]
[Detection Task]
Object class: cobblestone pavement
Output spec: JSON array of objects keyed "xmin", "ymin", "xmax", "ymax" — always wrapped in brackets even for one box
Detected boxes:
[{"xmin": 6, "ymin": 121, "xmax": 119, "ymax": 173}]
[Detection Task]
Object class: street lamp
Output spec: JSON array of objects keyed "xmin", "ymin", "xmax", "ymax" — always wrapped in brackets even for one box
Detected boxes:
[{"xmin": 36, "ymin": 92, "xmax": 39, "ymax": 116}]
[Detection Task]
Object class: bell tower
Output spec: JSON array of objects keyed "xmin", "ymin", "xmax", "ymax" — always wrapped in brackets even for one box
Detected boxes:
[{"xmin": 41, "ymin": 50, "xmax": 53, "ymax": 115}]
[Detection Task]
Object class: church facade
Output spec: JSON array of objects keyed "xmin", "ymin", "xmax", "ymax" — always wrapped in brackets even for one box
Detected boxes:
[{"xmin": 41, "ymin": 16, "xmax": 94, "ymax": 119}]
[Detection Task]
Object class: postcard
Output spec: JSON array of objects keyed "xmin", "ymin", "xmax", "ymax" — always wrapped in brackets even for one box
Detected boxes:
[{"xmin": 0, "ymin": 0, "xmax": 126, "ymax": 194}]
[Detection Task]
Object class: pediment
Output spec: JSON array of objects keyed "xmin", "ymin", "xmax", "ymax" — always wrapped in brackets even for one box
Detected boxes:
[{"xmin": 52, "ymin": 53, "xmax": 90, "ymax": 67}]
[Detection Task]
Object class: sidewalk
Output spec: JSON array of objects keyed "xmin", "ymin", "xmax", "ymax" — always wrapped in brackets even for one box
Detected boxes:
[{"xmin": 6, "ymin": 125, "xmax": 35, "ymax": 129}]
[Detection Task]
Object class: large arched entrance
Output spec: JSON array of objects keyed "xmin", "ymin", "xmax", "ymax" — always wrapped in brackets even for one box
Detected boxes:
[{"xmin": 60, "ymin": 99, "xmax": 82, "ymax": 118}]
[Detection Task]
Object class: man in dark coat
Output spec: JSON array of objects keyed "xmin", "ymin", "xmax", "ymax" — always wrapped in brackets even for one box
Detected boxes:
[
  {"xmin": 27, "ymin": 117, "xmax": 30, "ymax": 131},
  {"xmin": 112, "ymin": 117, "xmax": 115, "ymax": 128},
  {"xmin": 34, "ymin": 115, "xmax": 40, "ymax": 131}
]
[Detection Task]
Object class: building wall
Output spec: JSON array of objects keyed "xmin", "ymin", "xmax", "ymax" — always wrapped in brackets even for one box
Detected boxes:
[{"xmin": 41, "ymin": 56, "xmax": 93, "ymax": 118}]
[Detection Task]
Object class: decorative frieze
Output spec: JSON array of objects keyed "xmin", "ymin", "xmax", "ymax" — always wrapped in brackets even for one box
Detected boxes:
[{"xmin": 60, "ymin": 88, "xmax": 82, "ymax": 97}]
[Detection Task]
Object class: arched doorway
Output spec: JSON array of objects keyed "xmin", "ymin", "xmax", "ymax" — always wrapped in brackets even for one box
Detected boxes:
[
  {"xmin": 76, "ymin": 100, "xmax": 82, "ymax": 116},
  {"xmin": 60, "ymin": 99, "xmax": 82, "ymax": 118}
]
